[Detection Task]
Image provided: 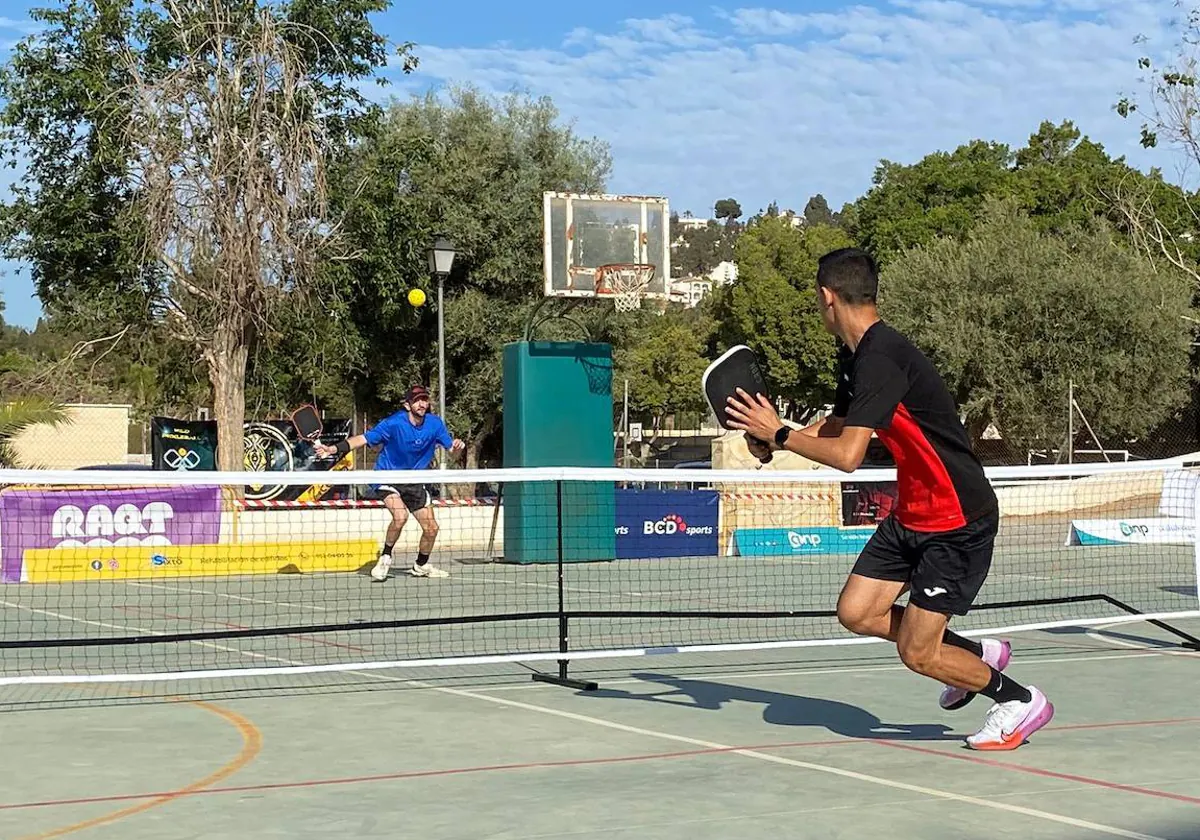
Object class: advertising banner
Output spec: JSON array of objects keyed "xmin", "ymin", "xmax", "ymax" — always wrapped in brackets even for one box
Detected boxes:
[
  {"xmin": 0, "ymin": 485, "xmax": 223, "ymax": 582},
  {"xmin": 615, "ymin": 489, "xmax": 719, "ymax": 559},
  {"xmin": 150, "ymin": 415, "xmax": 355, "ymax": 502},
  {"xmin": 1066, "ymin": 518, "xmax": 1193, "ymax": 546},
  {"xmin": 22, "ymin": 538, "xmax": 378, "ymax": 582},
  {"xmin": 734, "ymin": 526, "xmax": 875, "ymax": 557}
]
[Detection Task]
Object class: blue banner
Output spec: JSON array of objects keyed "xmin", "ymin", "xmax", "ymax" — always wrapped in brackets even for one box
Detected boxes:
[
  {"xmin": 734, "ymin": 526, "xmax": 875, "ymax": 557},
  {"xmin": 615, "ymin": 489, "xmax": 719, "ymax": 559}
]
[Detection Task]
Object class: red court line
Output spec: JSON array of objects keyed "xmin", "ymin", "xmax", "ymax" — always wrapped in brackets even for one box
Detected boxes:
[
  {"xmin": 114, "ymin": 606, "xmax": 370, "ymax": 654},
  {"xmin": 0, "ymin": 737, "xmax": 852, "ymax": 811},
  {"xmin": 5, "ymin": 715, "xmax": 1199, "ymax": 813},
  {"xmin": 873, "ymin": 741, "xmax": 1200, "ymax": 806}
]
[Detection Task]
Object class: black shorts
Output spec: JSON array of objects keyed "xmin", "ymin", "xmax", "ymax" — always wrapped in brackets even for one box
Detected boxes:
[
  {"xmin": 851, "ymin": 508, "xmax": 999, "ymax": 616},
  {"xmin": 371, "ymin": 483, "xmax": 432, "ymax": 513}
]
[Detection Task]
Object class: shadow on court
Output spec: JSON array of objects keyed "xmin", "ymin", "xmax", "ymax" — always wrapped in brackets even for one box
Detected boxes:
[{"xmin": 580, "ymin": 671, "xmax": 957, "ymax": 741}]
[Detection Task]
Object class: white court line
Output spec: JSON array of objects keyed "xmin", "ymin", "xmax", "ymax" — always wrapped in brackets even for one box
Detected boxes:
[
  {"xmin": 463, "ymin": 574, "xmax": 610, "ymax": 595},
  {"xmin": 128, "ymin": 581, "xmax": 331, "ymax": 611},
  {"xmin": 0, "ymin": 601, "xmax": 304, "ymax": 667},
  {"xmin": 512, "ymin": 777, "xmax": 1200, "ymax": 840},
  {"xmin": 0, "ymin": 599, "xmax": 1174, "ymax": 838},
  {"xmin": 362, "ymin": 673, "xmax": 1168, "ymax": 840},
  {"xmin": 466, "ymin": 650, "xmax": 1166, "ymax": 692}
]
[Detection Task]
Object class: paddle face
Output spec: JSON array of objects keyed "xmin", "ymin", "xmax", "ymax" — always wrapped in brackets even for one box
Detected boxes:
[
  {"xmin": 291, "ymin": 404, "xmax": 323, "ymax": 442},
  {"xmin": 702, "ymin": 345, "xmax": 773, "ymax": 463}
]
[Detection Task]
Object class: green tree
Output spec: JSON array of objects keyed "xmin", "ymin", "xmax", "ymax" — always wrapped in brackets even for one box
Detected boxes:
[
  {"xmin": 614, "ymin": 308, "xmax": 712, "ymax": 439},
  {"xmin": 714, "ymin": 198, "xmax": 742, "ymax": 221},
  {"xmin": 853, "ymin": 139, "xmax": 1016, "ymax": 264},
  {"xmin": 880, "ymin": 198, "xmax": 1194, "ymax": 448},
  {"xmin": 803, "ymin": 194, "xmax": 834, "ymax": 227},
  {"xmin": 850, "ymin": 120, "xmax": 1197, "ymax": 269},
  {"xmin": 0, "ymin": 0, "xmax": 412, "ymax": 470},
  {"xmin": 710, "ymin": 217, "xmax": 853, "ymax": 420}
]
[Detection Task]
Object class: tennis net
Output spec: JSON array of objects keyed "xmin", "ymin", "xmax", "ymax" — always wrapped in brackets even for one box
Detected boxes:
[{"xmin": 0, "ymin": 459, "xmax": 1197, "ymax": 687}]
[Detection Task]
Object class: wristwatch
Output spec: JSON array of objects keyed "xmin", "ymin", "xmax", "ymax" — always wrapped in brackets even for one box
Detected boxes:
[{"xmin": 774, "ymin": 425, "xmax": 790, "ymax": 447}]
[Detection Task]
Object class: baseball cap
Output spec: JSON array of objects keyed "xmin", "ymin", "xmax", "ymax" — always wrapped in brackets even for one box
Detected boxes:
[{"xmin": 404, "ymin": 385, "xmax": 430, "ymax": 404}]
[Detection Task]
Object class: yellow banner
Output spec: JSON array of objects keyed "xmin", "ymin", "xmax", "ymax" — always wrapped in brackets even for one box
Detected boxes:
[{"xmin": 23, "ymin": 539, "xmax": 379, "ymax": 583}]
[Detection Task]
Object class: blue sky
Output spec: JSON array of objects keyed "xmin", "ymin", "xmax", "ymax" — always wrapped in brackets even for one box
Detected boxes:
[{"xmin": 0, "ymin": 0, "xmax": 1187, "ymax": 328}]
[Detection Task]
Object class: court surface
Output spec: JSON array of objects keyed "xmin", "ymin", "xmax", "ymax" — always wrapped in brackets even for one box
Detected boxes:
[{"xmin": 1, "ymin": 588, "xmax": 1198, "ymax": 839}]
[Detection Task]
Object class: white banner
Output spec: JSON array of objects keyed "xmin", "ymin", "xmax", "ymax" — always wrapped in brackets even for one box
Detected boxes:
[{"xmin": 1066, "ymin": 517, "xmax": 1193, "ymax": 546}]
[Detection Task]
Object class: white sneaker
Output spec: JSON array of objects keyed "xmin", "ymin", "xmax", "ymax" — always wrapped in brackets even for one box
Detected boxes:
[
  {"xmin": 370, "ymin": 554, "xmax": 393, "ymax": 582},
  {"xmin": 409, "ymin": 563, "xmax": 449, "ymax": 578},
  {"xmin": 965, "ymin": 686, "xmax": 1055, "ymax": 751},
  {"xmin": 940, "ymin": 638, "xmax": 1011, "ymax": 711}
]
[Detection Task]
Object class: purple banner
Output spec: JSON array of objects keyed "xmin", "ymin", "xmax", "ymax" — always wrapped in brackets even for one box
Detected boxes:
[{"xmin": 0, "ymin": 485, "xmax": 223, "ymax": 582}]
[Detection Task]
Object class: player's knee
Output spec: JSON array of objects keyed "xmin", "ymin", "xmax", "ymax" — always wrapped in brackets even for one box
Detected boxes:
[
  {"xmin": 421, "ymin": 519, "xmax": 439, "ymax": 537},
  {"xmin": 897, "ymin": 638, "xmax": 939, "ymax": 677},
  {"xmin": 836, "ymin": 599, "xmax": 878, "ymax": 637}
]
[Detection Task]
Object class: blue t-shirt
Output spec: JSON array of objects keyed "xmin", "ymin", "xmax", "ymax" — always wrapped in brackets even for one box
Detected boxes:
[{"xmin": 363, "ymin": 411, "xmax": 453, "ymax": 471}]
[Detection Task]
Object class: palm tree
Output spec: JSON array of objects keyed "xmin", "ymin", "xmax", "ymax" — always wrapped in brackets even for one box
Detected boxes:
[{"xmin": 0, "ymin": 398, "xmax": 69, "ymax": 468}]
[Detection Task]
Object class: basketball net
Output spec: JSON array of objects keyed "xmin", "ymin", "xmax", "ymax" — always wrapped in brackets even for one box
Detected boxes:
[{"xmin": 595, "ymin": 263, "xmax": 655, "ymax": 312}]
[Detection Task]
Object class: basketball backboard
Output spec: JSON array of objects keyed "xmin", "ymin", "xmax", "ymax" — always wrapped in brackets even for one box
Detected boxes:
[{"xmin": 543, "ymin": 192, "xmax": 670, "ymax": 306}]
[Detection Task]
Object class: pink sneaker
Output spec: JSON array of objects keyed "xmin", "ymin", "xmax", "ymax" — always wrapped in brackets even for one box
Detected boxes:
[
  {"xmin": 966, "ymin": 686, "xmax": 1055, "ymax": 751},
  {"xmin": 940, "ymin": 638, "xmax": 1011, "ymax": 711}
]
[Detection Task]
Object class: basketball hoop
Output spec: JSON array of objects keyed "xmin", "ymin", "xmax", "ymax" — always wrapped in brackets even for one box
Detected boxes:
[{"xmin": 596, "ymin": 263, "xmax": 655, "ymax": 312}]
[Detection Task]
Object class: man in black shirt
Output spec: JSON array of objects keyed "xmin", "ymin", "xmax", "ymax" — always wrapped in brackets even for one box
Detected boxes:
[{"xmin": 725, "ymin": 247, "xmax": 1054, "ymax": 751}]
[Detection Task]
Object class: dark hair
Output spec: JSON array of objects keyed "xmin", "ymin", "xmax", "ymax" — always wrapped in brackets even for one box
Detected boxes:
[{"xmin": 816, "ymin": 247, "xmax": 879, "ymax": 305}]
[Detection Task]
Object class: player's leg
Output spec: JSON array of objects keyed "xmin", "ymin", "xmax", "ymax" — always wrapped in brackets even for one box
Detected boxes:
[
  {"xmin": 839, "ymin": 515, "xmax": 1011, "ymax": 692},
  {"xmin": 907, "ymin": 510, "xmax": 1054, "ymax": 750},
  {"xmin": 370, "ymin": 487, "xmax": 408, "ymax": 582},
  {"xmin": 407, "ymin": 486, "xmax": 448, "ymax": 578}
]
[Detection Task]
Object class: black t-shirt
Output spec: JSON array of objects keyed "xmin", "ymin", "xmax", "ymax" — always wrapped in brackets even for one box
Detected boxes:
[{"xmin": 833, "ymin": 321, "xmax": 996, "ymax": 533}]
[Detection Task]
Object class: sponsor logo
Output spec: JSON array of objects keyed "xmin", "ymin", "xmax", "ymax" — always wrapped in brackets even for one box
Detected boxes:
[
  {"xmin": 51, "ymin": 502, "xmax": 175, "ymax": 550},
  {"xmin": 787, "ymin": 531, "xmax": 823, "ymax": 548},
  {"xmin": 1119, "ymin": 522, "xmax": 1150, "ymax": 537},
  {"xmin": 642, "ymin": 514, "xmax": 713, "ymax": 537}
]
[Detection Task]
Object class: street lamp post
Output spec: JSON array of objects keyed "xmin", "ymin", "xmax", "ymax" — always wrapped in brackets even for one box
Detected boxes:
[{"xmin": 426, "ymin": 235, "xmax": 456, "ymax": 429}]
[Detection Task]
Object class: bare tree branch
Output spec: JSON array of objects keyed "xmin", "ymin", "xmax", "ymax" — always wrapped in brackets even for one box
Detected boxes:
[{"xmin": 114, "ymin": 0, "xmax": 346, "ymax": 470}]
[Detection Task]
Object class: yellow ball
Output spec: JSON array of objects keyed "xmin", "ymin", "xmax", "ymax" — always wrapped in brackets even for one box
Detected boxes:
[{"xmin": 408, "ymin": 288, "xmax": 426, "ymax": 307}]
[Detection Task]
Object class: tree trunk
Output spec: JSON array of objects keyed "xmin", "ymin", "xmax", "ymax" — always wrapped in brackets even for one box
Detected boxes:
[{"xmin": 205, "ymin": 320, "xmax": 250, "ymax": 475}]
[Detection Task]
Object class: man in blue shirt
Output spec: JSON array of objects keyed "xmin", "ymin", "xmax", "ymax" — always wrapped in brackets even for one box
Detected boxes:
[{"xmin": 317, "ymin": 385, "xmax": 464, "ymax": 581}]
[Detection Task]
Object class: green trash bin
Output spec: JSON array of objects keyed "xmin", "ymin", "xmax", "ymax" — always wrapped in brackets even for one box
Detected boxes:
[{"xmin": 501, "ymin": 341, "xmax": 616, "ymax": 563}]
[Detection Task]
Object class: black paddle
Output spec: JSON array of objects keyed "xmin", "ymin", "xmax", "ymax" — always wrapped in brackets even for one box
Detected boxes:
[{"xmin": 702, "ymin": 344, "xmax": 773, "ymax": 464}]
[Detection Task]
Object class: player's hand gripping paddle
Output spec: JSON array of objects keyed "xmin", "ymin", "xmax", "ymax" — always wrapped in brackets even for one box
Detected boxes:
[{"xmin": 702, "ymin": 345, "xmax": 774, "ymax": 464}]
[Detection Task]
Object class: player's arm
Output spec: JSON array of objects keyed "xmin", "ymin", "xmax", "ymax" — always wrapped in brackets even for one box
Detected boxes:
[
  {"xmin": 435, "ymin": 418, "xmax": 465, "ymax": 456},
  {"xmin": 734, "ymin": 396, "xmax": 871, "ymax": 473},
  {"xmin": 314, "ymin": 421, "xmax": 385, "ymax": 460},
  {"xmin": 795, "ymin": 415, "xmax": 845, "ymax": 439},
  {"xmin": 728, "ymin": 357, "xmax": 903, "ymax": 473}
]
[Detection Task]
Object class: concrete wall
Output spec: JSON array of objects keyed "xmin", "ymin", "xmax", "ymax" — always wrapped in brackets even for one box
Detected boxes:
[
  {"xmin": 228, "ymin": 504, "xmax": 504, "ymax": 557},
  {"xmin": 11, "ymin": 403, "xmax": 131, "ymax": 469}
]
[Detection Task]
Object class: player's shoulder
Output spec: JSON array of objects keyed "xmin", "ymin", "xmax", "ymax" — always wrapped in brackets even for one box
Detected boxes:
[
  {"xmin": 858, "ymin": 321, "xmax": 927, "ymax": 367},
  {"xmin": 376, "ymin": 411, "xmax": 408, "ymax": 430}
]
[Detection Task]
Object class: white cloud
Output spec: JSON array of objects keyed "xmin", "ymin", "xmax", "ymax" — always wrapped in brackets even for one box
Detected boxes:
[{"xmin": 385, "ymin": 1, "xmax": 1188, "ymax": 220}]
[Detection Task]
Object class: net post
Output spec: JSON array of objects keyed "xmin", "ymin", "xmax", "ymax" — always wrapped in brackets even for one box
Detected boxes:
[{"xmin": 531, "ymin": 478, "xmax": 598, "ymax": 691}]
